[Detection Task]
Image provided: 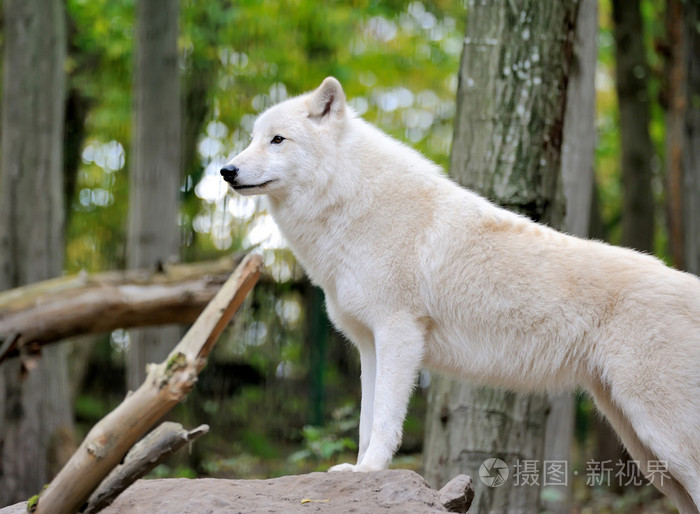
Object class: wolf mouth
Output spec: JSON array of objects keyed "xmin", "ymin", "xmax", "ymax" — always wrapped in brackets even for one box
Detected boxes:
[{"xmin": 233, "ymin": 180, "xmax": 275, "ymax": 190}]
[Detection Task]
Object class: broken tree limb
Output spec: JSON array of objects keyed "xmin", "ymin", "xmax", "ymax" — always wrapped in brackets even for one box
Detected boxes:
[
  {"xmin": 0, "ymin": 255, "xmax": 246, "ymax": 363},
  {"xmin": 83, "ymin": 422, "xmax": 209, "ymax": 514},
  {"xmin": 33, "ymin": 253, "xmax": 263, "ymax": 514}
]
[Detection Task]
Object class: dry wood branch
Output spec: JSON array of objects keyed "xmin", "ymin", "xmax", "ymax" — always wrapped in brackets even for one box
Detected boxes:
[
  {"xmin": 33, "ymin": 253, "xmax": 263, "ymax": 514},
  {"xmin": 0, "ymin": 256, "xmax": 243, "ymax": 363},
  {"xmin": 83, "ymin": 422, "xmax": 209, "ymax": 514}
]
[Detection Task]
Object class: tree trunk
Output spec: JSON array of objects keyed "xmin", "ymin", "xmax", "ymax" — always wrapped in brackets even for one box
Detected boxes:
[
  {"xmin": 664, "ymin": 0, "xmax": 686, "ymax": 269},
  {"xmin": 127, "ymin": 0, "xmax": 182, "ymax": 391},
  {"xmin": 683, "ymin": 0, "xmax": 700, "ymax": 276},
  {"xmin": 422, "ymin": 1, "xmax": 578, "ymax": 513},
  {"xmin": 612, "ymin": 0, "xmax": 655, "ymax": 253},
  {"xmin": 543, "ymin": 1, "xmax": 597, "ymax": 512},
  {"xmin": 561, "ymin": 0, "xmax": 597, "ymax": 241},
  {"xmin": 0, "ymin": 0, "xmax": 70, "ymax": 505},
  {"xmin": 665, "ymin": 0, "xmax": 700, "ymax": 276},
  {"xmin": 63, "ymin": 10, "xmax": 93, "ymax": 226}
]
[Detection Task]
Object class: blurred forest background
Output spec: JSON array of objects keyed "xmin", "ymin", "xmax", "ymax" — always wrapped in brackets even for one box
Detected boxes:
[{"xmin": 0, "ymin": 0, "xmax": 698, "ymax": 512}]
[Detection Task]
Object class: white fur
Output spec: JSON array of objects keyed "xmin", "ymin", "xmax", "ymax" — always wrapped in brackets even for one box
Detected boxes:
[{"xmin": 224, "ymin": 77, "xmax": 700, "ymax": 513}]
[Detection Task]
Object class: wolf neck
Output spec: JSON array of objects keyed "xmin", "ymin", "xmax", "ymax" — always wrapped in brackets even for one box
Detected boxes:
[
  {"xmin": 266, "ymin": 145, "xmax": 370, "ymax": 286},
  {"xmin": 266, "ymin": 116, "xmax": 439, "ymax": 288}
]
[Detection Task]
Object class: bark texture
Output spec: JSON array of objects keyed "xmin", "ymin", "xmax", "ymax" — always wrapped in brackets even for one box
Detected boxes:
[
  {"xmin": 543, "ymin": 2, "xmax": 597, "ymax": 512},
  {"xmin": 560, "ymin": 0, "xmax": 597, "ymax": 241},
  {"xmin": 682, "ymin": 1, "xmax": 700, "ymax": 275},
  {"xmin": 612, "ymin": 0, "xmax": 655, "ymax": 253},
  {"xmin": 82, "ymin": 422, "xmax": 209, "ymax": 514},
  {"xmin": 665, "ymin": 0, "xmax": 686, "ymax": 269},
  {"xmin": 127, "ymin": 0, "xmax": 182, "ymax": 390},
  {"xmin": 423, "ymin": 1, "xmax": 578, "ymax": 512},
  {"xmin": 0, "ymin": 0, "xmax": 70, "ymax": 504},
  {"xmin": 663, "ymin": 0, "xmax": 700, "ymax": 277}
]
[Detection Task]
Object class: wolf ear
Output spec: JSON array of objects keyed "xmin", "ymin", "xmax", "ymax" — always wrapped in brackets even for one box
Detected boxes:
[{"xmin": 308, "ymin": 77, "xmax": 345, "ymax": 120}]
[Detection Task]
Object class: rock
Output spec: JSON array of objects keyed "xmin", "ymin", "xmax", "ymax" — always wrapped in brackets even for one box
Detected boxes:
[
  {"xmin": 438, "ymin": 474, "xmax": 475, "ymax": 513},
  {"xmin": 1, "ymin": 470, "xmax": 474, "ymax": 514}
]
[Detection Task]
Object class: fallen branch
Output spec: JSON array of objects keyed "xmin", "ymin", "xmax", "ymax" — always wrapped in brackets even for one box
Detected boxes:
[
  {"xmin": 0, "ymin": 256, "xmax": 242, "ymax": 363},
  {"xmin": 33, "ymin": 253, "xmax": 263, "ymax": 514},
  {"xmin": 83, "ymin": 422, "xmax": 209, "ymax": 514}
]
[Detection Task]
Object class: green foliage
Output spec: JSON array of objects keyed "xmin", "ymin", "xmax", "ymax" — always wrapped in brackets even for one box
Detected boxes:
[
  {"xmin": 200, "ymin": 454, "xmax": 264, "ymax": 477},
  {"xmin": 75, "ymin": 394, "xmax": 110, "ymax": 423},
  {"xmin": 148, "ymin": 463, "xmax": 198, "ymax": 479},
  {"xmin": 288, "ymin": 403, "xmax": 358, "ymax": 467},
  {"xmin": 595, "ymin": 0, "xmax": 669, "ymax": 259},
  {"xmin": 26, "ymin": 494, "xmax": 39, "ymax": 512},
  {"xmin": 65, "ymin": 0, "xmax": 133, "ymax": 272}
]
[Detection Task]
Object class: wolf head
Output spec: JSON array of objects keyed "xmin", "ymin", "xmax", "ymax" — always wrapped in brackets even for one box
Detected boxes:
[{"xmin": 221, "ymin": 77, "xmax": 348, "ymax": 198}]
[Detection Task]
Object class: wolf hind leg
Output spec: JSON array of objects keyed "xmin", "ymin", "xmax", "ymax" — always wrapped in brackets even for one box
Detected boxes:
[{"xmin": 588, "ymin": 380, "xmax": 699, "ymax": 514}]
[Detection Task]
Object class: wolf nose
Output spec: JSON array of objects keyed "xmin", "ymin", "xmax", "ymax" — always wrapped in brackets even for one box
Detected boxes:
[{"xmin": 220, "ymin": 164, "xmax": 238, "ymax": 183}]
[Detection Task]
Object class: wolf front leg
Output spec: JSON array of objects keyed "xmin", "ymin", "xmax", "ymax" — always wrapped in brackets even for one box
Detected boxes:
[
  {"xmin": 357, "ymin": 344, "xmax": 376, "ymax": 464},
  {"xmin": 331, "ymin": 312, "xmax": 425, "ymax": 472},
  {"xmin": 328, "ymin": 339, "xmax": 377, "ymax": 472}
]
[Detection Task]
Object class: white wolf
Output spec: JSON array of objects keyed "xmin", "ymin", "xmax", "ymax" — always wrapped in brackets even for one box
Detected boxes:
[{"xmin": 221, "ymin": 77, "xmax": 700, "ymax": 512}]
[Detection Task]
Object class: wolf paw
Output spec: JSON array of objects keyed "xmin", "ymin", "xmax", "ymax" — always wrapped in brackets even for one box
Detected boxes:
[{"xmin": 328, "ymin": 463, "xmax": 360, "ymax": 472}]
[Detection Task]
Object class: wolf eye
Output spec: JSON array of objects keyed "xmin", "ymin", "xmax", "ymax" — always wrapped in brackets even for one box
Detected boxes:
[{"xmin": 271, "ymin": 135, "xmax": 285, "ymax": 144}]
